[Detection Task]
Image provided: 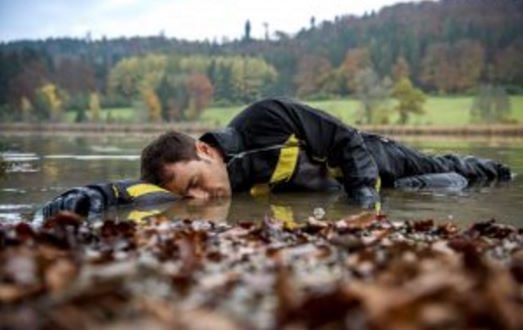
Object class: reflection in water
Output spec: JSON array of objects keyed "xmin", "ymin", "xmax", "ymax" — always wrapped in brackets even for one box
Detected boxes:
[
  {"xmin": 1, "ymin": 134, "xmax": 522, "ymax": 226},
  {"xmin": 45, "ymin": 155, "xmax": 139, "ymax": 160},
  {"xmin": 110, "ymin": 193, "xmax": 344, "ymax": 224},
  {"xmin": 110, "ymin": 180, "xmax": 520, "ymax": 228}
]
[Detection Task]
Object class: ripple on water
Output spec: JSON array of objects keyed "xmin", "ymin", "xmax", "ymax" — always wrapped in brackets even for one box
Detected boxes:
[
  {"xmin": 0, "ymin": 204, "xmax": 34, "ymax": 211},
  {"xmin": 1, "ymin": 152, "xmax": 40, "ymax": 162},
  {"xmin": 45, "ymin": 154, "xmax": 139, "ymax": 160},
  {"xmin": 1, "ymin": 188, "xmax": 27, "ymax": 193},
  {"xmin": 0, "ymin": 205, "xmax": 35, "ymax": 224},
  {"xmin": 90, "ymin": 145, "xmax": 124, "ymax": 153},
  {"xmin": 0, "ymin": 213, "xmax": 24, "ymax": 224},
  {"xmin": 6, "ymin": 163, "xmax": 40, "ymax": 173}
]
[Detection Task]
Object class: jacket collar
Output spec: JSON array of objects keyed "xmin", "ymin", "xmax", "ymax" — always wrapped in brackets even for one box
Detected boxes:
[{"xmin": 199, "ymin": 127, "xmax": 246, "ymax": 191}]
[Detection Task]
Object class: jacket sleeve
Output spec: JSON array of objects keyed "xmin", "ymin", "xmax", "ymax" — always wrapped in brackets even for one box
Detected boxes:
[
  {"xmin": 42, "ymin": 179, "xmax": 177, "ymax": 219},
  {"xmin": 230, "ymin": 98, "xmax": 380, "ymax": 205}
]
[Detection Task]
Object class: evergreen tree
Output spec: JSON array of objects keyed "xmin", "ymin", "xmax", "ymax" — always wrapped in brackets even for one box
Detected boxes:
[{"xmin": 244, "ymin": 20, "xmax": 252, "ymax": 42}]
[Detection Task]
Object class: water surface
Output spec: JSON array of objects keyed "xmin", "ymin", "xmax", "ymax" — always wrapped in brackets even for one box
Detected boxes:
[{"xmin": 1, "ymin": 133, "xmax": 521, "ymax": 226}]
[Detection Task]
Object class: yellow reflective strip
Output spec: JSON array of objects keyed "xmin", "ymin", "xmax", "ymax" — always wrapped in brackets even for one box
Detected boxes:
[
  {"xmin": 127, "ymin": 183, "xmax": 169, "ymax": 198},
  {"xmin": 250, "ymin": 183, "xmax": 270, "ymax": 197},
  {"xmin": 327, "ymin": 166, "xmax": 343, "ymax": 178},
  {"xmin": 127, "ymin": 209, "xmax": 163, "ymax": 223},
  {"xmin": 375, "ymin": 177, "xmax": 382, "ymax": 214},
  {"xmin": 375, "ymin": 201, "xmax": 382, "ymax": 215},
  {"xmin": 375, "ymin": 176, "xmax": 381, "ymax": 192},
  {"xmin": 112, "ymin": 184, "xmax": 119, "ymax": 198},
  {"xmin": 270, "ymin": 205, "xmax": 297, "ymax": 229},
  {"xmin": 270, "ymin": 134, "xmax": 300, "ymax": 184}
]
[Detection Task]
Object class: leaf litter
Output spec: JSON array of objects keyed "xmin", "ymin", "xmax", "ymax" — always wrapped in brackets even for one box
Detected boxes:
[{"xmin": 0, "ymin": 212, "xmax": 522, "ymax": 330}]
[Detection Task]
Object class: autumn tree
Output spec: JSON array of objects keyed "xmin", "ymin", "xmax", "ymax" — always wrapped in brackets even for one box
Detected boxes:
[
  {"xmin": 493, "ymin": 40, "xmax": 523, "ymax": 86},
  {"xmin": 142, "ymin": 88, "xmax": 162, "ymax": 122},
  {"xmin": 89, "ymin": 92, "xmax": 101, "ymax": 122},
  {"xmin": 453, "ymin": 40, "xmax": 484, "ymax": 92},
  {"xmin": 392, "ymin": 56, "xmax": 410, "ymax": 81},
  {"xmin": 185, "ymin": 73, "xmax": 214, "ymax": 120},
  {"xmin": 35, "ymin": 83, "xmax": 64, "ymax": 122},
  {"xmin": 108, "ymin": 54, "xmax": 166, "ymax": 99},
  {"xmin": 341, "ymin": 48, "xmax": 372, "ymax": 94},
  {"xmin": 391, "ymin": 77, "xmax": 426, "ymax": 124},
  {"xmin": 294, "ymin": 55, "xmax": 332, "ymax": 98},
  {"xmin": 421, "ymin": 40, "xmax": 484, "ymax": 93}
]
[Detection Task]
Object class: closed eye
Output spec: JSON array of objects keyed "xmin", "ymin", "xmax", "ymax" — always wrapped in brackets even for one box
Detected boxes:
[{"xmin": 185, "ymin": 177, "xmax": 198, "ymax": 195}]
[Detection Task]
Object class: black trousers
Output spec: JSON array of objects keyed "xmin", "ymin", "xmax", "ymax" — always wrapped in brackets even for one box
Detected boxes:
[{"xmin": 362, "ymin": 133, "xmax": 511, "ymax": 188}]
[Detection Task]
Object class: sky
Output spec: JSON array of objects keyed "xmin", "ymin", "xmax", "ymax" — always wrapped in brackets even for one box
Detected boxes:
[{"xmin": 0, "ymin": 0, "xmax": 426, "ymax": 42}]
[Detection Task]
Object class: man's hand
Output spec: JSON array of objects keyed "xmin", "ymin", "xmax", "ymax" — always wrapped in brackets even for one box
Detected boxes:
[
  {"xmin": 349, "ymin": 186, "xmax": 380, "ymax": 209},
  {"xmin": 42, "ymin": 187, "xmax": 105, "ymax": 218}
]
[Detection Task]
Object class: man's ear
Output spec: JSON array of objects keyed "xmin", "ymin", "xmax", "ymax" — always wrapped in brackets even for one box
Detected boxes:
[{"xmin": 195, "ymin": 141, "xmax": 215, "ymax": 159}]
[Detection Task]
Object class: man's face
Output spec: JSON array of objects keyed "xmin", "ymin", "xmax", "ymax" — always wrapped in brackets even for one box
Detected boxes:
[{"xmin": 161, "ymin": 142, "xmax": 231, "ymax": 199}]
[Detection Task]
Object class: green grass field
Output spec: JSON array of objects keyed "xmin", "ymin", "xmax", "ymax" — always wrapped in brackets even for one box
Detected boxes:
[
  {"xmin": 202, "ymin": 95, "xmax": 523, "ymax": 126},
  {"xmin": 65, "ymin": 96, "xmax": 523, "ymax": 126},
  {"xmin": 63, "ymin": 107, "xmax": 144, "ymax": 123}
]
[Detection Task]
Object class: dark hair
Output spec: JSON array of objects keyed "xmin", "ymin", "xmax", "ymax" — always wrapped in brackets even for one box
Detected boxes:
[{"xmin": 140, "ymin": 131, "xmax": 198, "ymax": 185}]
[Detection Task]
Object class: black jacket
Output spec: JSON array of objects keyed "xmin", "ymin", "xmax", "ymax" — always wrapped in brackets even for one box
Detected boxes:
[
  {"xmin": 200, "ymin": 98, "xmax": 510, "ymax": 199},
  {"xmin": 201, "ymin": 98, "xmax": 380, "ymax": 204}
]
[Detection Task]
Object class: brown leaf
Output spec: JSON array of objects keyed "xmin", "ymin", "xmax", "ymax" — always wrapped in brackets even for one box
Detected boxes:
[
  {"xmin": 45, "ymin": 258, "xmax": 78, "ymax": 292},
  {"xmin": 0, "ymin": 284, "xmax": 41, "ymax": 302},
  {"xmin": 337, "ymin": 212, "xmax": 377, "ymax": 230}
]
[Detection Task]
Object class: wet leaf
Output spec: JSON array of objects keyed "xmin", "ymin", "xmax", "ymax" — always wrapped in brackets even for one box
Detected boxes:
[{"xmin": 45, "ymin": 258, "xmax": 77, "ymax": 292}]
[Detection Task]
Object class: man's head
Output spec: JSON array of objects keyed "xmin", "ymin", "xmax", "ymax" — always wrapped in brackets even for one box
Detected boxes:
[{"xmin": 141, "ymin": 131, "xmax": 231, "ymax": 199}]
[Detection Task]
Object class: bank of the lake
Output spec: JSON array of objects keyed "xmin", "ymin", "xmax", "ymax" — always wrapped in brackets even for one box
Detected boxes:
[{"xmin": 2, "ymin": 122, "xmax": 523, "ymax": 137}]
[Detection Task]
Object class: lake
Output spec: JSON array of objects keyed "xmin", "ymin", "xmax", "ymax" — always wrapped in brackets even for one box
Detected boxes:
[{"xmin": 1, "ymin": 133, "xmax": 522, "ymax": 226}]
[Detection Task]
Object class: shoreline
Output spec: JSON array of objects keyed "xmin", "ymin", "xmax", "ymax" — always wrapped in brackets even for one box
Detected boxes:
[{"xmin": 2, "ymin": 122, "xmax": 523, "ymax": 137}]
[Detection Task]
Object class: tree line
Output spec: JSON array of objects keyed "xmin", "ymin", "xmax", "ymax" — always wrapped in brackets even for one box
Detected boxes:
[{"xmin": 0, "ymin": 0, "xmax": 521, "ymax": 123}]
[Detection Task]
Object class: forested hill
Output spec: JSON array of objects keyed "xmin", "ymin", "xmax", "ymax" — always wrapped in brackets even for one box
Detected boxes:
[{"xmin": 1, "ymin": 0, "xmax": 522, "ymax": 118}]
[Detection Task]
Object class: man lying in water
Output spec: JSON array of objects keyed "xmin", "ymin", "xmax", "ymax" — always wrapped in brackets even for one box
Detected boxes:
[{"xmin": 42, "ymin": 97, "xmax": 512, "ymax": 218}]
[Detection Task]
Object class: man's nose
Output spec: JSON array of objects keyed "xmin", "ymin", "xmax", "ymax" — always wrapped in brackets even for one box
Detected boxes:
[{"xmin": 186, "ymin": 188, "xmax": 209, "ymax": 199}]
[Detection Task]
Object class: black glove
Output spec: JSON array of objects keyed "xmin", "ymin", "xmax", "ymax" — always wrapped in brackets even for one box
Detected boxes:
[
  {"xmin": 42, "ymin": 180, "xmax": 177, "ymax": 219},
  {"xmin": 348, "ymin": 186, "xmax": 380, "ymax": 209},
  {"xmin": 42, "ymin": 186, "xmax": 105, "ymax": 218},
  {"xmin": 495, "ymin": 163, "xmax": 512, "ymax": 181}
]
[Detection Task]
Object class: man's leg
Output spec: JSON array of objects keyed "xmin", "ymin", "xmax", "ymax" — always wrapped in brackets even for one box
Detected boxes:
[
  {"xmin": 432, "ymin": 154, "xmax": 511, "ymax": 183},
  {"xmin": 362, "ymin": 133, "xmax": 511, "ymax": 186},
  {"xmin": 394, "ymin": 172, "xmax": 469, "ymax": 190}
]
